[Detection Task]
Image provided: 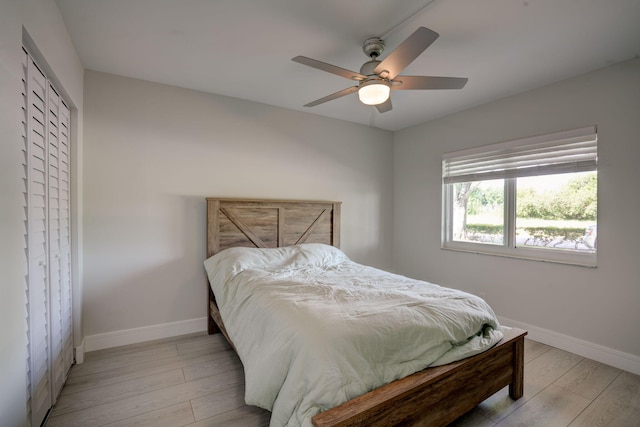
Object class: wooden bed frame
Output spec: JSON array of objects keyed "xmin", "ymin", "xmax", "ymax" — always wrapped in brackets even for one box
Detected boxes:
[{"xmin": 205, "ymin": 198, "xmax": 526, "ymax": 427}]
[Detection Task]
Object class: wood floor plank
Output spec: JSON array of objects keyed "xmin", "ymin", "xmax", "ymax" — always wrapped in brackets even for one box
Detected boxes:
[
  {"xmin": 525, "ymin": 347, "xmax": 584, "ymax": 389},
  {"xmin": 186, "ymin": 405, "xmax": 270, "ymax": 427},
  {"xmin": 85, "ymin": 333, "xmax": 214, "ymax": 362},
  {"xmin": 75, "ymin": 335, "xmax": 229, "ymax": 377},
  {"xmin": 71, "ymin": 345, "xmax": 180, "ymax": 377},
  {"xmin": 177, "ymin": 334, "xmax": 232, "ymax": 355},
  {"xmin": 63, "ymin": 346, "xmax": 234, "ymax": 395},
  {"xmin": 84, "ymin": 340, "xmax": 179, "ymax": 363},
  {"xmin": 190, "ymin": 382, "xmax": 246, "ymax": 421},
  {"xmin": 569, "ymin": 371, "xmax": 640, "ymax": 427},
  {"xmin": 524, "ymin": 339, "xmax": 552, "ymax": 363},
  {"xmin": 554, "ymin": 358, "xmax": 621, "ymax": 400},
  {"xmin": 46, "ymin": 370, "xmax": 243, "ymax": 427},
  {"xmin": 101, "ymin": 402, "xmax": 195, "ymax": 427},
  {"xmin": 476, "ymin": 381, "xmax": 546, "ymax": 423},
  {"xmin": 476, "ymin": 338, "xmax": 582, "ymax": 424},
  {"xmin": 494, "ymin": 384, "xmax": 591, "ymax": 427},
  {"xmin": 447, "ymin": 408, "xmax": 495, "ymax": 426},
  {"xmin": 182, "ymin": 351, "xmax": 242, "ymax": 382},
  {"xmin": 52, "ymin": 368, "xmax": 186, "ymax": 415}
]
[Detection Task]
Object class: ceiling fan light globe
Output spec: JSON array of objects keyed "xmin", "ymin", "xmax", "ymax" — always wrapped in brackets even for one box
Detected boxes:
[{"xmin": 358, "ymin": 81, "xmax": 390, "ymax": 105}]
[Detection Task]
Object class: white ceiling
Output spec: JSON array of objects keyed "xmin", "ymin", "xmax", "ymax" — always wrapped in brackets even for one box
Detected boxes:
[{"xmin": 55, "ymin": 0, "xmax": 640, "ymax": 132}]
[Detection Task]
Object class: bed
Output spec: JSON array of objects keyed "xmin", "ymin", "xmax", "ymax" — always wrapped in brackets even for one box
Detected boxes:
[{"xmin": 205, "ymin": 198, "xmax": 526, "ymax": 427}]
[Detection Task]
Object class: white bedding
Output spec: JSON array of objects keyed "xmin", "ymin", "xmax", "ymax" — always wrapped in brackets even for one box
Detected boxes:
[{"xmin": 204, "ymin": 243, "xmax": 504, "ymax": 427}]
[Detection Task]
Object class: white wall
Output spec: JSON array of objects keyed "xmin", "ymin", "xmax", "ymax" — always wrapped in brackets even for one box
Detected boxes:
[
  {"xmin": 0, "ymin": 0, "xmax": 83, "ymax": 425},
  {"xmin": 393, "ymin": 59, "xmax": 640, "ymax": 370},
  {"xmin": 82, "ymin": 71, "xmax": 394, "ymax": 340}
]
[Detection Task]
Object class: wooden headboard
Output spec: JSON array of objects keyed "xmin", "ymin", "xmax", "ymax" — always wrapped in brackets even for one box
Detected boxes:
[
  {"xmin": 206, "ymin": 198, "xmax": 341, "ymax": 258},
  {"xmin": 206, "ymin": 198, "xmax": 341, "ymax": 337}
]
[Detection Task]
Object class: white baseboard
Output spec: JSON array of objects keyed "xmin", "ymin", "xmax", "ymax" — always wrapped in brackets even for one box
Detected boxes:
[
  {"xmin": 84, "ymin": 317, "xmax": 208, "ymax": 353},
  {"xmin": 499, "ymin": 315, "xmax": 640, "ymax": 376}
]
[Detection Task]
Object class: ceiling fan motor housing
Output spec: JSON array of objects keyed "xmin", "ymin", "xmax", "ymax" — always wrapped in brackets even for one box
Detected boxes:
[
  {"xmin": 361, "ymin": 38, "xmax": 388, "ymax": 81},
  {"xmin": 360, "ymin": 59, "xmax": 383, "ymax": 77},
  {"xmin": 363, "ymin": 37, "xmax": 385, "ymax": 59}
]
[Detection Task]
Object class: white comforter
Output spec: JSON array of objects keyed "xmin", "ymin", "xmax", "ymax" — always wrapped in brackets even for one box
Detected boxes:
[{"xmin": 204, "ymin": 243, "xmax": 504, "ymax": 427}]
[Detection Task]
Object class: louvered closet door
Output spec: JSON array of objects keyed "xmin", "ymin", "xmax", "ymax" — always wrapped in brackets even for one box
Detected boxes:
[
  {"xmin": 47, "ymin": 83, "xmax": 73, "ymax": 398},
  {"xmin": 22, "ymin": 47, "xmax": 74, "ymax": 427},
  {"xmin": 58, "ymin": 97, "xmax": 74, "ymax": 377},
  {"xmin": 23, "ymin": 49, "xmax": 53, "ymax": 427}
]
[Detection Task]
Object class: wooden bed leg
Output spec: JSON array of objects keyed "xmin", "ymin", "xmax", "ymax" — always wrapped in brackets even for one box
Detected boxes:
[{"xmin": 509, "ymin": 334, "xmax": 525, "ymax": 399}]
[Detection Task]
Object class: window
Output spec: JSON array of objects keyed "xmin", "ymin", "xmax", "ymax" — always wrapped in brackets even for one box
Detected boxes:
[{"xmin": 442, "ymin": 126, "xmax": 597, "ymax": 266}]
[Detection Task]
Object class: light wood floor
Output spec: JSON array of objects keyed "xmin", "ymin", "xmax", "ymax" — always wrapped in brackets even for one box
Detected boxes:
[{"xmin": 45, "ymin": 332, "xmax": 640, "ymax": 427}]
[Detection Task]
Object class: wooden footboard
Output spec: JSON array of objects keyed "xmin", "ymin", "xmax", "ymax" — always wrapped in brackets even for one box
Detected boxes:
[
  {"xmin": 210, "ymin": 286, "xmax": 525, "ymax": 427},
  {"xmin": 311, "ymin": 327, "xmax": 526, "ymax": 427}
]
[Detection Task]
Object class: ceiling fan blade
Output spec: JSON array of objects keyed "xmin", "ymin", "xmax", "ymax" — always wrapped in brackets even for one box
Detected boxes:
[
  {"xmin": 391, "ymin": 76, "xmax": 468, "ymax": 90},
  {"xmin": 292, "ymin": 56, "xmax": 367, "ymax": 81},
  {"xmin": 303, "ymin": 86, "xmax": 359, "ymax": 107},
  {"xmin": 375, "ymin": 98, "xmax": 393, "ymax": 113},
  {"xmin": 374, "ymin": 27, "xmax": 439, "ymax": 80}
]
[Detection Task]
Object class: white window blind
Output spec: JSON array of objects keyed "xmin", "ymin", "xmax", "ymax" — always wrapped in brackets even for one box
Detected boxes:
[{"xmin": 443, "ymin": 126, "xmax": 597, "ymax": 184}]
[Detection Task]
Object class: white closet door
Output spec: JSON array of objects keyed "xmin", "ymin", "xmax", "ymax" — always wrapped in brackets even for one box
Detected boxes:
[
  {"xmin": 47, "ymin": 85, "xmax": 74, "ymax": 397},
  {"xmin": 22, "ymin": 47, "xmax": 74, "ymax": 427},
  {"xmin": 58, "ymin": 99, "xmax": 74, "ymax": 374},
  {"xmin": 24, "ymin": 50, "xmax": 53, "ymax": 427},
  {"xmin": 47, "ymin": 84, "xmax": 66, "ymax": 397},
  {"xmin": 21, "ymin": 48, "xmax": 30, "ymax": 424}
]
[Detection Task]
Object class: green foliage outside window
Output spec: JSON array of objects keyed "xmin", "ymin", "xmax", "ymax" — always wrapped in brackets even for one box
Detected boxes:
[
  {"xmin": 460, "ymin": 173, "xmax": 597, "ymax": 248},
  {"xmin": 467, "ymin": 185, "xmax": 503, "ymax": 215},
  {"xmin": 516, "ymin": 174, "xmax": 597, "ymax": 221}
]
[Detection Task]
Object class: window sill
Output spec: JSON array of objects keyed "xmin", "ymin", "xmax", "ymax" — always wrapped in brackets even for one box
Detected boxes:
[{"xmin": 441, "ymin": 242, "xmax": 597, "ymax": 267}]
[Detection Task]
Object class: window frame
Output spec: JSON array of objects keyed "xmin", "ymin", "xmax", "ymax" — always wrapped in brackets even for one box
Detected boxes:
[{"xmin": 441, "ymin": 126, "xmax": 597, "ymax": 267}]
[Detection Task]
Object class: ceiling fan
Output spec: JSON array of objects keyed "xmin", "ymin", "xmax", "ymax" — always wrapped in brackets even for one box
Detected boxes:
[{"xmin": 292, "ymin": 27, "xmax": 468, "ymax": 113}]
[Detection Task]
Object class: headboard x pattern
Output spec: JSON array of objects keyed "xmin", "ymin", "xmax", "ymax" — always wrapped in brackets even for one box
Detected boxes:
[{"xmin": 206, "ymin": 198, "xmax": 341, "ymax": 257}]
